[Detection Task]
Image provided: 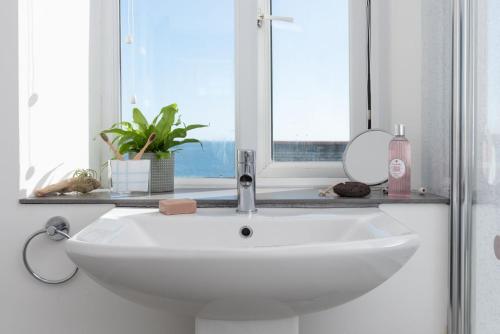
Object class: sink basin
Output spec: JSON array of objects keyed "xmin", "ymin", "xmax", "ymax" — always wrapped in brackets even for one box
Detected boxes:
[{"xmin": 66, "ymin": 207, "xmax": 419, "ymax": 334}]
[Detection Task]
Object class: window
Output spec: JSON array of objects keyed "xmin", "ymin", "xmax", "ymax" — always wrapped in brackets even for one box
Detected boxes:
[
  {"xmin": 112, "ymin": 0, "xmax": 367, "ymax": 180},
  {"xmin": 120, "ymin": 0, "xmax": 235, "ymax": 178},
  {"xmin": 271, "ymin": 0, "xmax": 350, "ymax": 162}
]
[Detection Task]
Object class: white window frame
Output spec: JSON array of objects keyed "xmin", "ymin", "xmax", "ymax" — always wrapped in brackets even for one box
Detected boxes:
[
  {"xmin": 89, "ymin": 0, "xmax": 122, "ymax": 182},
  {"xmin": 92, "ymin": 0, "xmax": 370, "ymax": 186},
  {"xmin": 238, "ymin": 0, "xmax": 369, "ymax": 179}
]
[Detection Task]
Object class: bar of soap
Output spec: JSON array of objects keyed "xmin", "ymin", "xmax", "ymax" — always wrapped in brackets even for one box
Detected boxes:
[{"xmin": 159, "ymin": 199, "xmax": 197, "ymax": 215}]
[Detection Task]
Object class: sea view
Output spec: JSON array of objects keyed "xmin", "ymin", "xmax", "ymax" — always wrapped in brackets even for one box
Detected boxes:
[
  {"xmin": 175, "ymin": 141, "xmax": 235, "ymax": 178},
  {"xmin": 174, "ymin": 141, "xmax": 348, "ymax": 178}
]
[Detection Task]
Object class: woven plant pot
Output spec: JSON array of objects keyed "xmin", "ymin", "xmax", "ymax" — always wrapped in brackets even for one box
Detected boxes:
[{"xmin": 132, "ymin": 152, "xmax": 174, "ymax": 193}]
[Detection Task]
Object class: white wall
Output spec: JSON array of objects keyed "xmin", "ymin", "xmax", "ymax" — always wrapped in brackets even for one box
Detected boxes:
[
  {"xmin": 0, "ymin": 205, "xmax": 195, "ymax": 334},
  {"xmin": 373, "ymin": 0, "xmax": 453, "ymax": 194},
  {"xmin": 0, "ymin": 1, "xmax": 193, "ymax": 333},
  {"xmin": 18, "ymin": 0, "xmax": 93, "ymax": 196},
  {"xmin": 372, "ymin": 0, "xmax": 424, "ymax": 189},
  {"xmin": 389, "ymin": 0, "xmax": 423, "ymax": 189},
  {"xmin": 300, "ymin": 204, "xmax": 449, "ymax": 334}
]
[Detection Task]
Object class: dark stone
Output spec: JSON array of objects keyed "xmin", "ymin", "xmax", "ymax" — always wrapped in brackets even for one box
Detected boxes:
[{"xmin": 333, "ymin": 182, "xmax": 371, "ymax": 198}]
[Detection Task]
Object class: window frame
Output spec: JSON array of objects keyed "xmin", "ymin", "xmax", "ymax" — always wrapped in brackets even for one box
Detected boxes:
[
  {"xmin": 90, "ymin": 0, "xmax": 122, "ymax": 181},
  {"xmin": 93, "ymin": 0, "xmax": 371, "ymax": 186},
  {"xmin": 250, "ymin": 0, "xmax": 369, "ymax": 178}
]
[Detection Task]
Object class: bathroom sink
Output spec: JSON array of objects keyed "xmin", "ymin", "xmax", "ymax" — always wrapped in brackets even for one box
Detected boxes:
[{"xmin": 66, "ymin": 207, "xmax": 419, "ymax": 334}]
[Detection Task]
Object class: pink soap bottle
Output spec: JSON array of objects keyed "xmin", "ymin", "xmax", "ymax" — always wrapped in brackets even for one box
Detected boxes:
[{"xmin": 388, "ymin": 124, "xmax": 411, "ymax": 197}]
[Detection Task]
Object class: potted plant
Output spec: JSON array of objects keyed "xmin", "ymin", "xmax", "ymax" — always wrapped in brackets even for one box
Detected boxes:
[{"xmin": 102, "ymin": 103, "xmax": 206, "ymax": 192}]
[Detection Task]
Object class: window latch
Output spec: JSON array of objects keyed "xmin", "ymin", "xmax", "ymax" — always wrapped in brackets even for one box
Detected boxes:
[{"xmin": 257, "ymin": 13, "xmax": 294, "ymax": 28}]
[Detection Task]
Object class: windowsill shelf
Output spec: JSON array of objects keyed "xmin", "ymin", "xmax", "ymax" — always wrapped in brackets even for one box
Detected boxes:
[{"xmin": 19, "ymin": 188, "xmax": 449, "ymax": 207}]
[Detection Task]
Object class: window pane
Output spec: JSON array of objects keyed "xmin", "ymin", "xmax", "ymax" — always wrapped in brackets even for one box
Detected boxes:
[
  {"xmin": 120, "ymin": 0, "xmax": 235, "ymax": 177},
  {"xmin": 271, "ymin": 0, "xmax": 350, "ymax": 162}
]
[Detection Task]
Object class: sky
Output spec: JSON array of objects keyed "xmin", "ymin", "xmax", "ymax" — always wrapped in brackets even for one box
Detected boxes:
[
  {"xmin": 271, "ymin": 0, "xmax": 350, "ymax": 142},
  {"xmin": 120, "ymin": 0, "xmax": 350, "ymax": 142},
  {"xmin": 121, "ymin": 0, "xmax": 235, "ymax": 142}
]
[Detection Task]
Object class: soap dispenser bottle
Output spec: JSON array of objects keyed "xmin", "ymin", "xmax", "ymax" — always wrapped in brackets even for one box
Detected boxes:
[{"xmin": 388, "ymin": 124, "xmax": 411, "ymax": 197}]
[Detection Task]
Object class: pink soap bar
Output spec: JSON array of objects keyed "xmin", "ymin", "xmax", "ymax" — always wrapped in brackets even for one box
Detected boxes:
[{"xmin": 159, "ymin": 199, "xmax": 197, "ymax": 215}]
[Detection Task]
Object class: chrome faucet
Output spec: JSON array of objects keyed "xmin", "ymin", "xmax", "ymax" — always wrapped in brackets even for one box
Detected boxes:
[{"xmin": 236, "ymin": 149, "xmax": 257, "ymax": 213}]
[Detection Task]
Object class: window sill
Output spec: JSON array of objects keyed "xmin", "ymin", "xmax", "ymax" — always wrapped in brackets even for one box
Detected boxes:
[{"xmin": 19, "ymin": 187, "xmax": 450, "ymax": 207}]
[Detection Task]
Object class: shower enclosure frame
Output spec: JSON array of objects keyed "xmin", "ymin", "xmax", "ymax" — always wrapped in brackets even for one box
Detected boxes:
[{"xmin": 450, "ymin": 0, "xmax": 475, "ymax": 333}]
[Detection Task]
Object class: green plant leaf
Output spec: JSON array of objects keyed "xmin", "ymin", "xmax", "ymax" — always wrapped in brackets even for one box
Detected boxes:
[
  {"xmin": 155, "ymin": 118, "xmax": 169, "ymax": 142},
  {"xmin": 185, "ymin": 124, "xmax": 208, "ymax": 131},
  {"xmin": 169, "ymin": 138, "xmax": 202, "ymax": 149},
  {"xmin": 101, "ymin": 128, "xmax": 130, "ymax": 136},
  {"xmin": 156, "ymin": 108, "xmax": 177, "ymax": 142},
  {"xmin": 132, "ymin": 108, "xmax": 149, "ymax": 131},
  {"xmin": 167, "ymin": 128, "xmax": 187, "ymax": 141},
  {"xmin": 151, "ymin": 113, "xmax": 161, "ymax": 126},
  {"xmin": 161, "ymin": 104, "xmax": 178, "ymax": 122},
  {"xmin": 118, "ymin": 141, "xmax": 138, "ymax": 154},
  {"xmin": 101, "ymin": 103, "xmax": 204, "ymax": 157},
  {"xmin": 146, "ymin": 124, "xmax": 156, "ymax": 137},
  {"xmin": 112, "ymin": 121, "xmax": 134, "ymax": 131}
]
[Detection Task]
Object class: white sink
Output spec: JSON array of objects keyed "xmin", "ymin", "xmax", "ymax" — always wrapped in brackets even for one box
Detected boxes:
[{"xmin": 66, "ymin": 207, "xmax": 419, "ymax": 334}]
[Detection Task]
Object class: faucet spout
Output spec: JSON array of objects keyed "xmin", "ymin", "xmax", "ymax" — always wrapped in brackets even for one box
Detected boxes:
[{"xmin": 236, "ymin": 149, "xmax": 257, "ymax": 213}]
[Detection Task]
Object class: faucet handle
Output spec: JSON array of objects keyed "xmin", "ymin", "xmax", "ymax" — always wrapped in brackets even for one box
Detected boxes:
[{"xmin": 237, "ymin": 149, "xmax": 255, "ymax": 164}]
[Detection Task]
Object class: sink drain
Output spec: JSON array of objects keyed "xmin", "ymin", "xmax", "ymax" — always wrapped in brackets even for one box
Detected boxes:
[{"xmin": 239, "ymin": 226, "xmax": 253, "ymax": 238}]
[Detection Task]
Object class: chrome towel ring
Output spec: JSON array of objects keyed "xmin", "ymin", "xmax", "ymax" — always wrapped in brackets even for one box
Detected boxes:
[{"xmin": 22, "ymin": 216, "xmax": 78, "ymax": 285}]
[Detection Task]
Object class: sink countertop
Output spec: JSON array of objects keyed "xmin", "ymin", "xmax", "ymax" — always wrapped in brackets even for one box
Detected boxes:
[{"xmin": 19, "ymin": 188, "xmax": 449, "ymax": 207}]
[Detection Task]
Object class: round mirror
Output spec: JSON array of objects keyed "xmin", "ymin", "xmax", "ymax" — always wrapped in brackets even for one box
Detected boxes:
[{"xmin": 343, "ymin": 129, "xmax": 393, "ymax": 185}]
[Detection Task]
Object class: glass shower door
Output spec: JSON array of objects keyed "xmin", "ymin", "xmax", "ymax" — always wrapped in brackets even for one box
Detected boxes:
[{"xmin": 471, "ymin": 1, "xmax": 500, "ymax": 333}]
